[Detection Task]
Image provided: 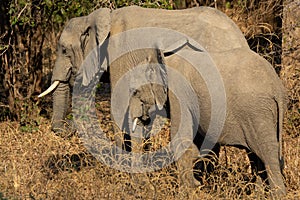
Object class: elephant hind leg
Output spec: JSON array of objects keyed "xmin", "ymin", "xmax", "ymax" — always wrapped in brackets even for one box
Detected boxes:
[
  {"xmin": 247, "ymin": 150, "xmax": 268, "ymax": 183},
  {"xmin": 246, "ymin": 150, "xmax": 268, "ymax": 195},
  {"xmin": 248, "ymin": 136, "xmax": 286, "ymax": 198},
  {"xmin": 194, "ymin": 144, "xmax": 220, "ymax": 184}
]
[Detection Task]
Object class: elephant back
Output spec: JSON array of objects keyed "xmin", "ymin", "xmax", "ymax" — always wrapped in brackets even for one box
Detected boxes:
[{"xmin": 111, "ymin": 6, "xmax": 249, "ymax": 53}]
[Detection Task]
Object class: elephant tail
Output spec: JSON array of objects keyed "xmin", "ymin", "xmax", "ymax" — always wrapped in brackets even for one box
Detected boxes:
[{"xmin": 274, "ymin": 94, "xmax": 286, "ymax": 171}]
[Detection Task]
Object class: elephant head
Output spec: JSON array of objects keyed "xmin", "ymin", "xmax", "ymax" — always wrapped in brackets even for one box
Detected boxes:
[
  {"xmin": 38, "ymin": 7, "xmax": 171, "ymax": 133},
  {"xmin": 126, "ymin": 49, "xmax": 168, "ymax": 132},
  {"xmin": 38, "ymin": 8, "xmax": 111, "ymax": 132}
]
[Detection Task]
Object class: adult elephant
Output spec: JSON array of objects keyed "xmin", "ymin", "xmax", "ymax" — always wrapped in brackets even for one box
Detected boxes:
[{"xmin": 39, "ymin": 6, "xmax": 286, "ymax": 197}]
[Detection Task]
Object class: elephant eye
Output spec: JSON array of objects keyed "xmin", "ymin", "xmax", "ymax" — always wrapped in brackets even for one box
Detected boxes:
[
  {"xmin": 130, "ymin": 89, "xmax": 139, "ymax": 96},
  {"xmin": 62, "ymin": 47, "xmax": 67, "ymax": 54}
]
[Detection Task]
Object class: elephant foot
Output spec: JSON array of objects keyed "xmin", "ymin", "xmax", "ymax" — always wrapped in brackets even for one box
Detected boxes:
[
  {"xmin": 177, "ymin": 178, "xmax": 200, "ymax": 199},
  {"xmin": 179, "ymin": 170, "xmax": 200, "ymax": 188},
  {"xmin": 129, "ymin": 173, "xmax": 155, "ymax": 198},
  {"xmin": 270, "ymin": 188, "xmax": 286, "ymax": 200},
  {"xmin": 51, "ymin": 119, "xmax": 76, "ymax": 138}
]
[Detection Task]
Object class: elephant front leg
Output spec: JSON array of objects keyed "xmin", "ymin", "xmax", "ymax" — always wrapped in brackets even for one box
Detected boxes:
[
  {"xmin": 130, "ymin": 127, "xmax": 145, "ymax": 169},
  {"xmin": 168, "ymin": 92, "xmax": 200, "ymax": 194},
  {"xmin": 129, "ymin": 128, "xmax": 154, "ymax": 193},
  {"xmin": 177, "ymin": 144, "xmax": 200, "ymax": 188},
  {"xmin": 112, "ymin": 123, "xmax": 125, "ymax": 155}
]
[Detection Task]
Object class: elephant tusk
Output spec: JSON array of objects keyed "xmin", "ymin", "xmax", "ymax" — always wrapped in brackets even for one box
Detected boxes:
[
  {"xmin": 132, "ymin": 118, "xmax": 138, "ymax": 132},
  {"xmin": 38, "ymin": 81, "xmax": 60, "ymax": 98}
]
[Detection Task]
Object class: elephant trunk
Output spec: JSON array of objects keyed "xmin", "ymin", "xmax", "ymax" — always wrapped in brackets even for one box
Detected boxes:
[{"xmin": 52, "ymin": 82, "xmax": 70, "ymax": 132}]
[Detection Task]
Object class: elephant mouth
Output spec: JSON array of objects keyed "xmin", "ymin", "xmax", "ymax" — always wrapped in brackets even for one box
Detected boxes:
[{"xmin": 132, "ymin": 116, "xmax": 151, "ymax": 132}]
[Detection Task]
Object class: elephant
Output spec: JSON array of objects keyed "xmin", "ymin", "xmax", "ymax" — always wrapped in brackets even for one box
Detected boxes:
[{"xmin": 39, "ymin": 6, "xmax": 287, "ymax": 197}]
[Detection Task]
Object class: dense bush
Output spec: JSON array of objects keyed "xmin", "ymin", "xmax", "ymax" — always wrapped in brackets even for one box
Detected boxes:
[{"xmin": 0, "ymin": 1, "xmax": 175, "ymax": 122}]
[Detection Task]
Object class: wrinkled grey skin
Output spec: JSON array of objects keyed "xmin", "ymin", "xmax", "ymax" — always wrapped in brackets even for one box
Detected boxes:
[{"xmin": 48, "ymin": 6, "xmax": 286, "ymax": 197}]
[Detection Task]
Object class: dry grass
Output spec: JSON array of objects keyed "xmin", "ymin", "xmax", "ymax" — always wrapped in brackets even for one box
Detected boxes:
[{"xmin": 0, "ymin": 94, "xmax": 299, "ymax": 199}]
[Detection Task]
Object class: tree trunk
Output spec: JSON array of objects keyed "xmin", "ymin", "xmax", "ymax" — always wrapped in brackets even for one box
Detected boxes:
[{"xmin": 281, "ymin": 0, "xmax": 300, "ymax": 137}]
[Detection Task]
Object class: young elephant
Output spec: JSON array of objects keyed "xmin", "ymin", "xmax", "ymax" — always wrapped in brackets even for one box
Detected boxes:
[
  {"xmin": 129, "ymin": 47, "xmax": 287, "ymax": 197},
  {"xmin": 39, "ymin": 6, "xmax": 286, "ymax": 197}
]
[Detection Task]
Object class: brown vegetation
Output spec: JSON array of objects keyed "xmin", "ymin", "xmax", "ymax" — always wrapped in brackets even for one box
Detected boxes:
[{"xmin": 0, "ymin": 110, "xmax": 299, "ymax": 199}]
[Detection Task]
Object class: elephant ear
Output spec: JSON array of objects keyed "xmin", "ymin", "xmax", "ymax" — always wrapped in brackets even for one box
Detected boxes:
[
  {"xmin": 147, "ymin": 50, "xmax": 168, "ymax": 110},
  {"xmin": 80, "ymin": 26, "xmax": 94, "ymax": 58},
  {"xmin": 81, "ymin": 8, "xmax": 111, "ymax": 86},
  {"xmin": 92, "ymin": 8, "xmax": 111, "ymax": 47},
  {"xmin": 153, "ymin": 83, "xmax": 167, "ymax": 110},
  {"xmin": 152, "ymin": 38, "xmax": 203, "ymax": 109}
]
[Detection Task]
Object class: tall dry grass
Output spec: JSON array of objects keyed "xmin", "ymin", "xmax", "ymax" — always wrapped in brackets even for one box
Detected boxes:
[{"xmin": 0, "ymin": 90, "xmax": 299, "ymax": 199}]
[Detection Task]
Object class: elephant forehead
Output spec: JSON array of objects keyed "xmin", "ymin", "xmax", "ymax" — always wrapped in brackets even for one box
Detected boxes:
[
  {"xmin": 59, "ymin": 32, "xmax": 80, "ymax": 47},
  {"xmin": 132, "ymin": 85, "xmax": 155, "ymax": 101},
  {"xmin": 65, "ymin": 16, "xmax": 88, "ymax": 31}
]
